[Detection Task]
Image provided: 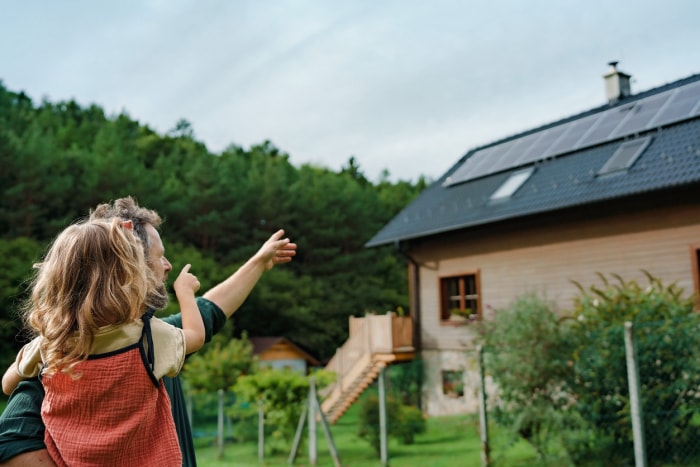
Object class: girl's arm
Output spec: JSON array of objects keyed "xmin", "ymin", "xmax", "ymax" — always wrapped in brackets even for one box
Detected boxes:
[
  {"xmin": 173, "ymin": 264, "xmax": 205, "ymax": 354},
  {"xmin": 2, "ymin": 362, "xmax": 24, "ymax": 396},
  {"xmin": 1, "ymin": 339, "xmax": 42, "ymax": 396}
]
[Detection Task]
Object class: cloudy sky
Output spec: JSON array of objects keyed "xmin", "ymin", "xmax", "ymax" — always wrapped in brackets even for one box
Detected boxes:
[{"xmin": 1, "ymin": 0, "xmax": 699, "ymax": 182}]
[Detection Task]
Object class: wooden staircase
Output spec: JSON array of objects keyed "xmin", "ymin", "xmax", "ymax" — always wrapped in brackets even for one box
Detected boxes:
[{"xmin": 320, "ymin": 313, "xmax": 415, "ymax": 424}]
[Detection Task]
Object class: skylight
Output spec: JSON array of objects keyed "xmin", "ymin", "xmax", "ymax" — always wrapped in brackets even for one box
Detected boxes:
[
  {"xmin": 597, "ymin": 137, "xmax": 651, "ymax": 176},
  {"xmin": 490, "ymin": 168, "xmax": 534, "ymax": 201}
]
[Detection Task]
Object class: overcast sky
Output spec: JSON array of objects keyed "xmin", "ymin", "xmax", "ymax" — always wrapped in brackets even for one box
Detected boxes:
[{"xmin": 1, "ymin": 0, "xmax": 699, "ymax": 182}]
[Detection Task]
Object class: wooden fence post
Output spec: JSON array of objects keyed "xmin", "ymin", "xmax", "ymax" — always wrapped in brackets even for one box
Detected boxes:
[
  {"xmin": 625, "ymin": 322, "xmax": 647, "ymax": 467},
  {"xmin": 379, "ymin": 366, "xmax": 388, "ymax": 466},
  {"xmin": 477, "ymin": 346, "xmax": 490, "ymax": 467},
  {"xmin": 217, "ymin": 389, "xmax": 224, "ymax": 460}
]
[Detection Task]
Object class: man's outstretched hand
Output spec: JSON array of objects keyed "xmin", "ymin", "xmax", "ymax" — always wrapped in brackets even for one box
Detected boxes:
[{"xmin": 259, "ymin": 229, "xmax": 297, "ymax": 270}]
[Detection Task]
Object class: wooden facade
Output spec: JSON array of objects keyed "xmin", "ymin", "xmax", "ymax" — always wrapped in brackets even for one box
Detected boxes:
[{"xmin": 409, "ymin": 198, "xmax": 700, "ymax": 415}]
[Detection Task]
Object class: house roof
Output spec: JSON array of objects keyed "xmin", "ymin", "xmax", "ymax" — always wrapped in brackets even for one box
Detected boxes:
[
  {"xmin": 366, "ymin": 72, "xmax": 700, "ymax": 248},
  {"xmin": 249, "ymin": 336, "xmax": 321, "ymax": 366}
]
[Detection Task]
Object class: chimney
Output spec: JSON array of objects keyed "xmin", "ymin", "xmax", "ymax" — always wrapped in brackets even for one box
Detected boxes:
[{"xmin": 603, "ymin": 61, "xmax": 632, "ymax": 104}]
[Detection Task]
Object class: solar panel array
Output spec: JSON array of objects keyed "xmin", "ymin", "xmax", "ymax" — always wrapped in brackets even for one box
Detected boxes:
[{"xmin": 444, "ymin": 79, "xmax": 700, "ymax": 187}]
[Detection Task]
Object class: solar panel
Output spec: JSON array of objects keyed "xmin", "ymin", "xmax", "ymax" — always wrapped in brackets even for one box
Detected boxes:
[
  {"xmin": 481, "ymin": 140, "xmax": 518, "ymax": 175},
  {"xmin": 693, "ymin": 97, "xmax": 700, "ymax": 117},
  {"xmin": 577, "ymin": 104, "xmax": 635, "ymax": 148},
  {"xmin": 547, "ymin": 113, "xmax": 601, "ymax": 156},
  {"xmin": 509, "ymin": 130, "xmax": 549, "ymax": 166},
  {"xmin": 517, "ymin": 124, "xmax": 570, "ymax": 164},
  {"xmin": 609, "ymin": 93, "xmax": 669, "ymax": 138},
  {"xmin": 443, "ymin": 145, "xmax": 498, "ymax": 186},
  {"xmin": 489, "ymin": 132, "xmax": 541, "ymax": 174},
  {"xmin": 444, "ymin": 78, "xmax": 700, "ymax": 187},
  {"xmin": 471, "ymin": 143, "xmax": 512, "ymax": 179},
  {"xmin": 650, "ymin": 80, "xmax": 700, "ymax": 127}
]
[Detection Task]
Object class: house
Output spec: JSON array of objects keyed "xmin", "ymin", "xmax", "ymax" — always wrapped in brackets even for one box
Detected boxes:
[
  {"xmin": 249, "ymin": 336, "xmax": 320, "ymax": 375},
  {"xmin": 365, "ymin": 63, "xmax": 700, "ymax": 416}
]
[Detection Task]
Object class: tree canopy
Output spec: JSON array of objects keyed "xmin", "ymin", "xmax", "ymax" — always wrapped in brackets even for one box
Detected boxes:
[{"xmin": 0, "ymin": 80, "xmax": 429, "ymax": 366}]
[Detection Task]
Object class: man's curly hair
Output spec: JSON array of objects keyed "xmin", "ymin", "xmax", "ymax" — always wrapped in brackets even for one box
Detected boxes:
[
  {"xmin": 89, "ymin": 196, "xmax": 163, "ymax": 263},
  {"xmin": 89, "ymin": 196, "xmax": 168, "ymax": 310}
]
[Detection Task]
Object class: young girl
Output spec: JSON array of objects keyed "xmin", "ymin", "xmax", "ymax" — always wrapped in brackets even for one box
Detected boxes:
[{"xmin": 1, "ymin": 218, "xmax": 205, "ymax": 467}]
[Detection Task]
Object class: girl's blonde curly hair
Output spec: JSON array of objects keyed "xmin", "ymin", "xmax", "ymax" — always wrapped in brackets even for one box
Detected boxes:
[{"xmin": 24, "ymin": 218, "xmax": 159, "ymax": 375}]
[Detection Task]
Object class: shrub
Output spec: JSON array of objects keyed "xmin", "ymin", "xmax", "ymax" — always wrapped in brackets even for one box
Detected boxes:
[
  {"xmin": 480, "ymin": 274, "xmax": 700, "ymax": 464},
  {"xmin": 388, "ymin": 359, "xmax": 423, "ymax": 407},
  {"xmin": 394, "ymin": 404, "xmax": 426, "ymax": 444},
  {"xmin": 566, "ymin": 272, "xmax": 700, "ymax": 463},
  {"xmin": 183, "ymin": 332, "xmax": 255, "ymax": 393},
  {"xmin": 232, "ymin": 368, "xmax": 335, "ymax": 449},
  {"xmin": 480, "ymin": 293, "xmax": 574, "ymax": 460},
  {"xmin": 233, "ymin": 368, "xmax": 309, "ymax": 446},
  {"xmin": 357, "ymin": 394, "xmax": 425, "ymax": 456}
]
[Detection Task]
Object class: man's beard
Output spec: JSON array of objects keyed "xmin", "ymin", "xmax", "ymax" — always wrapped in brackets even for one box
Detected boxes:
[{"xmin": 145, "ymin": 283, "xmax": 169, "ymax": 310}]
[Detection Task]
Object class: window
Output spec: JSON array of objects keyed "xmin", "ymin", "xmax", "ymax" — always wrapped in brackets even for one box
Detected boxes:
[
  {"xmin": 440, "ymin": 272, "xmax": 480, "ymax": 323},
  {"xmin": 490, "ymin": 168, "xmax": 534, "ymax": 201},
  {"xmin": 442, "ymin": 370, "xmax": 464, "ymax": 398},
  {"xmin": 597, "ymin": 137, "xmax": 651, "ymax": 176}
]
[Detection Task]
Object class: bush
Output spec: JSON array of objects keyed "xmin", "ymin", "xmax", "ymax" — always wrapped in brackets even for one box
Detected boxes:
[
  {"xmin": 232, "ymin": 368, "xmax": 334, "ymax": 449},
  {"xmin": 357, "ymin": 394, "xmax": 425, "ymax": 456},
  {"xmin": 482, "ymin": 274, "xmax": 700, "ymax": 464},
  {"xmin": 225, "ymin": 399, "xmax": 261, "ymax": 444},
  {"xmin": 183, "ymin": 333, "xmax": 255, "ymax": 393},
  {"xmin": 480, "ymin": 293, "xmax": 574, "ymax": 460},
  {"xmin": 566, "ymin": 272, "xmax": 700, "ymax": 463},
  {"xmin": 394, "ymin": 404, "xmax": 426, "ymax": 444},
  {"xmin": 389, "ymin": 359, "xmax": 423, "ymax": 407},
  {"xmin": 233, "ymin": 368, "xmax": 309, "ymax": 446}
]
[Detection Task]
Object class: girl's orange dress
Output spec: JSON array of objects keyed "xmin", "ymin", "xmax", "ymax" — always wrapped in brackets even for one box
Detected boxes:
[{"xmin": 15, "ymin": 312, "xmax": 186, "ymax": 467}]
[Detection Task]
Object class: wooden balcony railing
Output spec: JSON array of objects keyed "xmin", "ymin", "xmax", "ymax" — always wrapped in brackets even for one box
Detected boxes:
[{"xmin": 320, "ymin": 312, "xmax": 414, "ymax": 421}]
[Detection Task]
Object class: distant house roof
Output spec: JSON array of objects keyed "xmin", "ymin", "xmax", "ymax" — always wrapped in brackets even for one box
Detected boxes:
[
  {"xmin": 249, "ymin": 336, "xmax": 321, "ymax": 366},
  {"xmin": 367, "ymin": 72, "xmax": 700, "ymax": 248}
]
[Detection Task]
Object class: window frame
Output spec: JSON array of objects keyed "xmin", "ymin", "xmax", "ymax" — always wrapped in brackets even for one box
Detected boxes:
[
  {"xmin": 438, "ymin": 271, "xmax": 481, "ymax": 325},
  {"xmin": 441, "ymin": 370, "xmax": 465, "ymax": 398}
]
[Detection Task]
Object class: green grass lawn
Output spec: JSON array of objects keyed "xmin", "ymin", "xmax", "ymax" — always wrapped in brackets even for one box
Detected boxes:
[
  {"xmin": 193, "ymin": 402, "xmax": 546, "ymax": 467},
  {"xmin": 2, "ymin": 394, "xmax": 539, "ymax": 466},
  {"xmin": 5, "ymin": 389, "xmax": 700, "ymax": 465}
]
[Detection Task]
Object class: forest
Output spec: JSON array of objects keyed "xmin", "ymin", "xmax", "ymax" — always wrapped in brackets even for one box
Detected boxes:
[{"xmin": 0, "ymin": 80, "xmax": 429, "ymax": 368}]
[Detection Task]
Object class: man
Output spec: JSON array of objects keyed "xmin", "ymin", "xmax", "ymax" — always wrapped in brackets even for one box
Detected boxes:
[{"xmin": 0, "ymin": 197, "xmax": 296, "ymax": 466}]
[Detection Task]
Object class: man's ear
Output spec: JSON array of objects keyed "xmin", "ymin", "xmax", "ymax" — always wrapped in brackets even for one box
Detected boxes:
[{"xmin": 121, "ymin": 220, "xmax": 134, "ymax": 231}]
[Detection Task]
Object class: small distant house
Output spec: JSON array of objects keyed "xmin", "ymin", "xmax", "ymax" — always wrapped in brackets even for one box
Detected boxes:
[
  {"xmin": 365, "ymin": 63, "xmax": 700, "ymax": 416},
  {"xmin": 249, "ymin": 337, "xmax": 320, "ymax": 375}
]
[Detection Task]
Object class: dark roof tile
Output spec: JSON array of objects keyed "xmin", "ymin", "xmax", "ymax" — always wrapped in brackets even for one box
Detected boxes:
[{"xmin": 367, "ymin": 74, "xmax": 700, "ymax": 247}]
